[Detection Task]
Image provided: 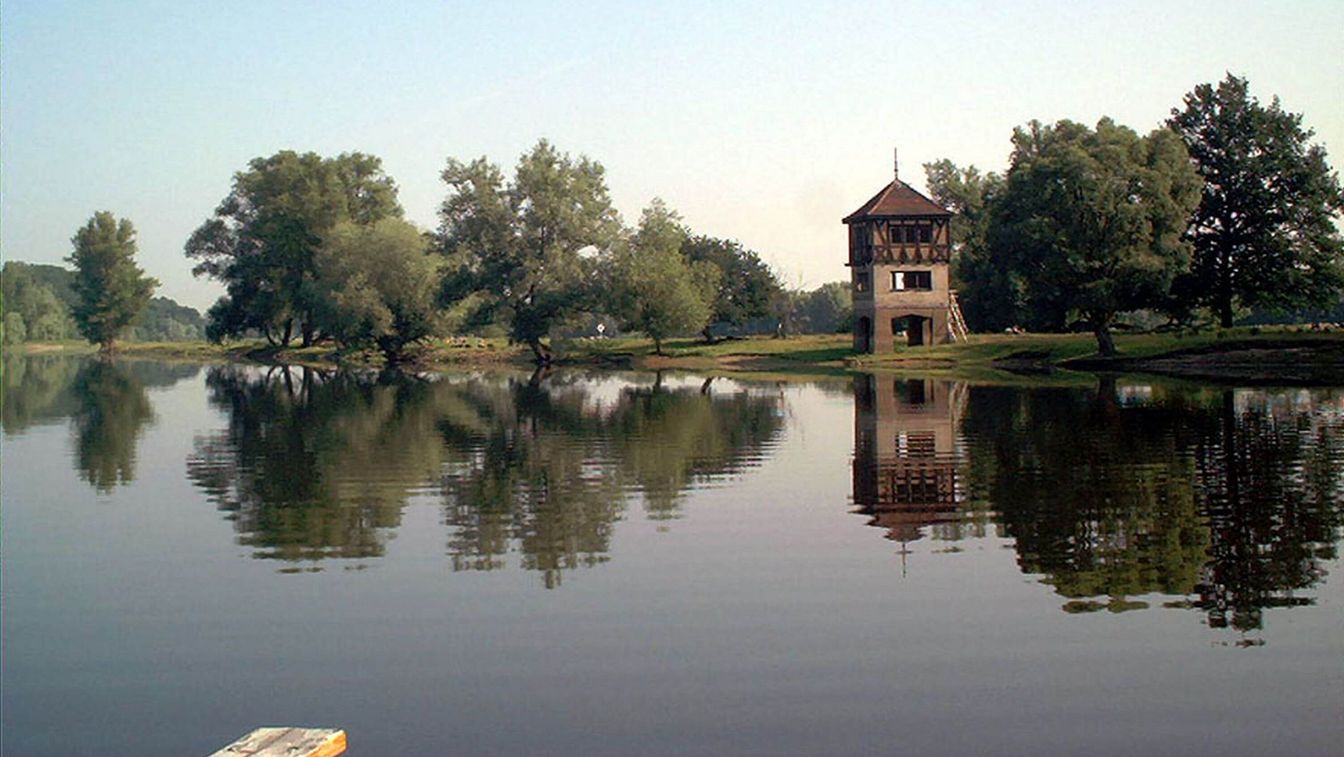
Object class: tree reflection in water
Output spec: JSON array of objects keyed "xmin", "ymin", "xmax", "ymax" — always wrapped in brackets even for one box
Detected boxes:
[
  {"xmin": 71, "ymin": 361, "xmax": 157, "ymax": 491},
  {"xmin": 854, "ymin": 374, "xmax": 1343, "ymax": 638},
  {"xmin": 187, "ymin": 366, "xmax": 444, "ymax": 562},
  {"xmin": 440, "ymin": 370, "xmax": 785, "ymax": 587},
  {"xmin": 2, "ymin": 354, "xmax": 84, "ymax": 434},
  {"xmin": 2, "ymin": 356, "xmax": 199, "ymax": 491},
  {"xmin": 1191, "ymin": 390, "xmax": 1343, "ymax": 632},
  {"xmin": 186, "ymin": 366, "xmax": 784, "ymax": 584}
]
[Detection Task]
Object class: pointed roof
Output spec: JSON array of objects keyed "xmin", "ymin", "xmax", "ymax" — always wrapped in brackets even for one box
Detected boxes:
[{"xmin": 843, "ymin": 179, "xmax": 952, "ymax": 223}]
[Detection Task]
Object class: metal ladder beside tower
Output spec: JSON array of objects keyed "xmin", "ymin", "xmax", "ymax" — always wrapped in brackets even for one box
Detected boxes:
[{"xmin": 948, "ymin": 291, "xmax": 970, "ymax": 343}]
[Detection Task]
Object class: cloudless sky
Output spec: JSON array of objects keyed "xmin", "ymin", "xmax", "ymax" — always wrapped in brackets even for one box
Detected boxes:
[{"xmin": 3, "ymin": 0, "xmax": 1342, "ymax": 310}]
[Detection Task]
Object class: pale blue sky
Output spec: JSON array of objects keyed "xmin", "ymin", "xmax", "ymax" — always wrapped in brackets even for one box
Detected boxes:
[{"xmin": 3, "ymin": 0, "xmax": 1341, "ymax": 310}]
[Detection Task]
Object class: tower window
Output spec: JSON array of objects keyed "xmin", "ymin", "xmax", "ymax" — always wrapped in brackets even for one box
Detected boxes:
[{"xmin": 892, "ymin": 271, "xmax": 932, "ymax": 291}]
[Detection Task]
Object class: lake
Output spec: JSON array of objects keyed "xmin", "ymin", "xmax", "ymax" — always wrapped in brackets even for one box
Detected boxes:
[{"xmin": 1, "ymin": 356, "xmax": 1341, "ymax": 755}]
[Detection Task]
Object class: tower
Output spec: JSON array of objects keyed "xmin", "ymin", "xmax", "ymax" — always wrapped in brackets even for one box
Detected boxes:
[{"xmin": 843, "ymin": 163, "xmax": 961, "ymax": 352}]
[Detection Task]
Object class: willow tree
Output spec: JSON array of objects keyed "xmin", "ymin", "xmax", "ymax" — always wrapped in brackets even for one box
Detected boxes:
[
  {"xmin": 438, "ymin": 140, "xmax": 622, "ymax": 363},
  {"xmin": 67, "ymin": 212, "xmax": 157, "ymax": 352},
  {"xmin": 990, "ymin": 119, "xmax": 1201, "ymax": 355},
  {"xmin": 609, "ymin": 200, "xmax": 718, "ymax": 355},
  {"xmin": 186, "ymin": 151, "xmax": 402, "ymax": 346},
  {"xmin": 312, "ymin": 218, "xmax": 445, "ymax": 364}
]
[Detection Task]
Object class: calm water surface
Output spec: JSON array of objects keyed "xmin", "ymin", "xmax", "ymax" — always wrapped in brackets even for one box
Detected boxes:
[{"xmin": 2, "ymin": 356, "xmax": 1341, "ymax": 755}]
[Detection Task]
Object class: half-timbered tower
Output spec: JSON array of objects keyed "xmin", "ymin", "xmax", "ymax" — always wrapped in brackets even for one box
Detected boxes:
[{"xmin": 843, "ymin": 170, "xmax": 965, "ymax": 351}]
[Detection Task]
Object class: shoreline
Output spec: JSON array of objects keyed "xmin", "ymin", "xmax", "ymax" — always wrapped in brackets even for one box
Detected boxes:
[{"xmin": 7, "ymin": 331, "xmax": 1344, "ymax": 386}]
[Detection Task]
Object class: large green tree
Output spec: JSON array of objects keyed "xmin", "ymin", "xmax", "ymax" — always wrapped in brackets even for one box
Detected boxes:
[
  {"xmin": 923, "ymin": 160, "xmax": 1016, "ymax": 332},
  {"xmin": 609, "ymin": 200, "xmax": 718, "ymax": 354},
  {"xmin": 438, "ymin": 140, "xmax": 622, "ymax": 363},
  {"xmin": 312, "ymin": 218, "xmax": 445, "ymax": 363},
  {"xmin": 1168, "ymin": 74, "xmax": 1344, "ymax": 327},
  {"xmin": 186, "ymin": 151, "xmax": 402, "ymax": 346},
  {"xmin": 680, "ymin": 234, "xmax": 781, "ymax": 342},
  {"xmin": 66, "ymin": 212, "xmax": 157, "ymax": 352},
  {"xmin": 990, "ymin": 119, "xmax": 1202, "ymax": 354}
]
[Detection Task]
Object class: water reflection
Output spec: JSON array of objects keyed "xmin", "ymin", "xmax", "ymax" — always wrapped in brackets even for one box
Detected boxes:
[
  {"xmin": 2, "ymin": 354, "xmax": 84, "ymax": 433},
  {"xmin": 2, "ymin": 356, "xmax": 200, "ymax": 491},
  {"xmin": 186, "ymin": 367, "xmax": 784, "ymax": 584},
  {"xmin": 1191, "ymin": 390, "xmax": 1343, "ymax": 631},
  {"xmin": 852, "ymin": 374, "xmax": 1344, "ymax": 638},
  {"xmin": 961, "ymin": 380, "xmax": 1211, "ymax": 614},
  {"xmin": 441, "ymin": 371, "xmax": 784, "ymax": 586},
  {"xmin": 186, "ymin": 366, "xmax": 446, "ymax": 561},
  {"xmin": 71, "ymin": 362, "xmax": 156, "ymax": 491},
  {"xmin": 851, "ymin": 376, "xmax": 974, "ymax": 557}
]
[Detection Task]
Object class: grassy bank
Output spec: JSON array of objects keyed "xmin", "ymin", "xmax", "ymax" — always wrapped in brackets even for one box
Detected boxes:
[{"xmin": 7, "ymin": 327, "xmax": 1343, "ymax": 383}]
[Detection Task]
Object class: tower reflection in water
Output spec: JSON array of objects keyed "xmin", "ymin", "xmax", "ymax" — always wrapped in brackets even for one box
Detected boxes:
[{"xmin": 851, "ymin": 374, "xmax": 969, "ymax": 566}]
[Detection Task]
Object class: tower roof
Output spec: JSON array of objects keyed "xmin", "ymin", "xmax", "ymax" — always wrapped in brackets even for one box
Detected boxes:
[{"xmin": 843, "ymin": 179, "xmax": 952, "ymax": 223}]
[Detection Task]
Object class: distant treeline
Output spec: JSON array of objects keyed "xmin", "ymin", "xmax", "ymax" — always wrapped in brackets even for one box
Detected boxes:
[{"xmin": 2, "ymin": 261, "xmax": 205, "ymax": 345}]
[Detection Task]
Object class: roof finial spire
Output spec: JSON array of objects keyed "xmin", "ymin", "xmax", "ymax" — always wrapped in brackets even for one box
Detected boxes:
[{"xmin": 893, "ymin": 147, "xmax": 899, "ymax": 182}]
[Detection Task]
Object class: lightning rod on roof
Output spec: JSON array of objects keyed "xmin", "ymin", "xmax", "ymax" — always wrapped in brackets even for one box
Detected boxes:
[{"xmin": 893, "ymin": 148, "xmax": 899, "ymax": 182}]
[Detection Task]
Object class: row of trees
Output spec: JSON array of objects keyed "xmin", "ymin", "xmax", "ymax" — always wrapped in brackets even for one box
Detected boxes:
[
  {"xmin": 54, "ymin": 75, "xmax": 1331, "ymax": 359},
  {"xmin": 929, "ymin": 75, "xmax": 1344, "ymax": 354},
  {"xmin": 185, "ymin": 143, "xmax": 792, "ymax": 362}
]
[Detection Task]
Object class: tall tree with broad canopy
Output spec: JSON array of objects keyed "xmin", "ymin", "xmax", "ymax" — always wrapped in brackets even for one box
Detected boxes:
[
  {"xmin": 438, "ymin": 140, "xmax": 622, "ymax": 363},
  {"xmin": 679, "ymin": 235, "xmax": 781, "ymax": 342},
  {"xmin": 312, "ymin": 218, "xmax": 445, "ymax": 364},
  {"xmin": 923, "ymin": 160, "xmax": 1018, "ymax": 332},
  {"xmin": 1168, "ymin": 74, "xmax": 1344, "ymax": 327},
  {"xmin": 609, "ymin": 200, "xmax": 718, "ymax": 355},
  {"xmin": 66, "ymin": 212, "xmax": 158, "ymax": 352},
  {"xmin": 991, "ymin": 118, "xmax": 1201, "ymax": 355},
  {"xmin": 186, "ymin": 151, "xmax": 402, "ymax": 346}
]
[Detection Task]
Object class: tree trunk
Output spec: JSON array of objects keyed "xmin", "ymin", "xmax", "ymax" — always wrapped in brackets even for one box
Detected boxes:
[
  {"xmin": 1218, "ymin": 300, "xmax": 1234, "ymax": 328},
  {"xmin": 701, "ymin": 326, "xmax": 715, "ymax": 345},
  {"xmin": 527, "ymin": 337, "xmax": 551, "ymax": 365},
  {"xmin": 1093, "ymin": 320, "xmax": 1117, "ymax": 357},
  {"xmin": 654, "ymin": 336, "xmax": 663, "ymax": 356}
]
